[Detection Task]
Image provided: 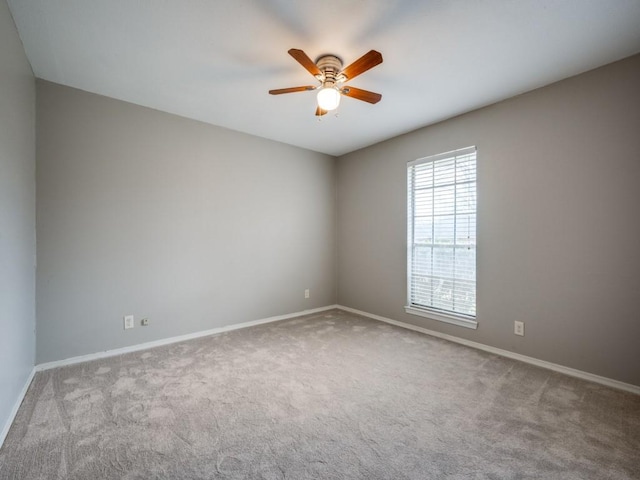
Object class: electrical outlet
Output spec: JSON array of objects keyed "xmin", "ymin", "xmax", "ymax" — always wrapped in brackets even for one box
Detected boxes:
[
  {"xmin": 514, "ymin": 321, "xmax": 525, "ymax": 336},
  {"xmin": 124, "ymin": 315, "xmax": 134, "ymax": 330},
  {"xmin": 141, "ymin": 318, "xmax": 149, "ymax": 326},
  {"xmin": 304, "ymin": 289, "xmax": 310, "ymax": 299}
]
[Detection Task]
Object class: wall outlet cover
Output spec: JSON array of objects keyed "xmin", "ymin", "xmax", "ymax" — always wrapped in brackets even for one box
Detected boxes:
[
  {"xmin": 514, "ymin": 321, "xmax": 525, "ymax": 336},
  {"xmin": 124, "ymin": 315, "xmax": 134, "ymax": 330}
]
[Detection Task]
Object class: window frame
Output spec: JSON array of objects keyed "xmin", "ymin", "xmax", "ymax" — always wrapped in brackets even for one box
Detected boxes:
[{"xmin": 405, "ymin": 146, "xmax": 478, "ymax": 330}]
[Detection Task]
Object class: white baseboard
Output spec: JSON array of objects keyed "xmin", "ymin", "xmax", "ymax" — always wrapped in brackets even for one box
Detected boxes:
[
  {"xmin": 36, "ymin": 305, "xmax": 339, "ymax": 372},
  {"xmin": 337, "ymin": 305, "xmax": 640, "ymax": 395},
  {"xmin": 0, "ymin": 367, "xmax": 36, "ymax": 449}
]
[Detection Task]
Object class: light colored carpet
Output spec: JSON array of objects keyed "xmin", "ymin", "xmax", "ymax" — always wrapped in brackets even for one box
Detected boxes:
[{"xmin": 1, "ymin": 309, "xmax": 639, "ymax": 479}]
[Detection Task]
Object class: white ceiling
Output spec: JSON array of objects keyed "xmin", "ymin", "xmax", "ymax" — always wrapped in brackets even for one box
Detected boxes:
[{"xmin": 8, "ymin": 0, "xmax": 640, "ymax": 156}]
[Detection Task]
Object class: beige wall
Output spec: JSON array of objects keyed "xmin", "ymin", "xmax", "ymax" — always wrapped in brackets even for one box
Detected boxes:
[
  {"xmin": 337, "ymin": 54, "xmax": 640, "ymax": 386},
  {"xmin": 36, "ymin": 81, "xmax": 336, "ymax": 363},
  {"xmin": 0, "ymin": 0, "xmax": 36, "ymax": 437}
]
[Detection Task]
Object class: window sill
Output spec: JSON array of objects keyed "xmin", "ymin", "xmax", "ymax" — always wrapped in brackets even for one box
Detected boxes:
[{"xmin": 404, "ymin": 306, "xmax": 478, "ymax": 330}]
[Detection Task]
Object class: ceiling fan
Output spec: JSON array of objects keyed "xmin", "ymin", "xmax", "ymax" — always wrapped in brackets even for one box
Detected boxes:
[{"xmin": 269, "ymin": 49, "xmax": 383, "ymax": 116}]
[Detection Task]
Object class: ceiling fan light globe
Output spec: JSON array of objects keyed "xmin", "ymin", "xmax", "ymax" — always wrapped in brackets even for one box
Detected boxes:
[{"xmin": 317, "ymin": 87, "xmax": 341, "ymax": 111}]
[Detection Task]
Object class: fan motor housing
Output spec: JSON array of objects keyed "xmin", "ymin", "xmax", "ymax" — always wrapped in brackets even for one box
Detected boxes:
[{"xmin": 315, "ymin": 54, "xmax": 343, "ymax": 85}]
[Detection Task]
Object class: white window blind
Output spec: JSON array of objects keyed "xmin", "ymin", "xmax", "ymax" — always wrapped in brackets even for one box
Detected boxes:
[{"xmin": 406, "ymin": 146, "xmax": 477, "ymax": 327}]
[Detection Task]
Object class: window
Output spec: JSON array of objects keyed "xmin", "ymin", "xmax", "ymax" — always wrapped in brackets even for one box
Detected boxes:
[{"xmin": 406, "ymin": 146, "xmax": 477, "ymax": 329}]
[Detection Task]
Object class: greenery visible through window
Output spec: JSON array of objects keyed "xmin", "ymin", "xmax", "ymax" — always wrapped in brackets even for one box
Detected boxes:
[{"xmin": 407, "ymin": 147, "xmax": 477, "ymax": 321}]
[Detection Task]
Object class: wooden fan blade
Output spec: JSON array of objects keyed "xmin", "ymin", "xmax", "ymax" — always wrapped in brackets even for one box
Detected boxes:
[
  {"xmin": 341, "ymin": 86, "xmax": 382, "ymax": 104},
  {"xmin": 340, "ymin": 50, "xmax": 383, "ymax": 81},
  {"xmin": 288, "ymin": 49, "xmax": 322, "ymax": 77},
  {"xmin": 269, "ymin": 86, "xmax": 316, "ymax": 95},
  {"xmin": 315, "ymin": 106, "xmax": 328, "ymax": 116}
]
